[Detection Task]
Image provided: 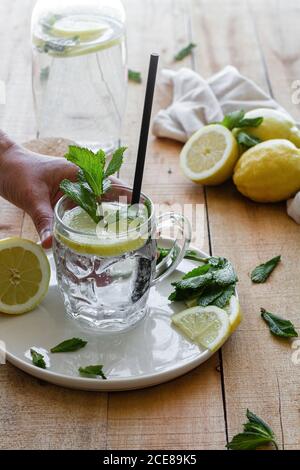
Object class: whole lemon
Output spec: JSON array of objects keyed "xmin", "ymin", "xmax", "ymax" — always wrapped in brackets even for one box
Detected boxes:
[
  {"xmin": 233, "ymin": 139, "xmax": 300, "ymax": 202},
  {"xmin": 239, "ymin": 108, "xmax": 300, "ymax": 147}
]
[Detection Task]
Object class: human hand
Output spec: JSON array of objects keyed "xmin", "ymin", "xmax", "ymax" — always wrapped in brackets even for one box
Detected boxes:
[{"xmin": 0, "ymin": 141, "xmax": 78, "ymax": 248}]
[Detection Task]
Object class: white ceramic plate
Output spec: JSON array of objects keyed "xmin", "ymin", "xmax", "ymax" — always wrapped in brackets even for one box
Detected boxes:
[{"xmin": 0, "ymin": 247, "xmax": 215, "ymax": 391}]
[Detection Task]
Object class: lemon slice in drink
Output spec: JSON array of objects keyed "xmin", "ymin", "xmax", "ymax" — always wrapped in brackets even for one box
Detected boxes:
[
  {"xmin": 0, "ymin": 238, "xmax": 50, "ymax": 315},
  {"xmin": 51, "ymin": 15, "xmax": 109, "ymax": 42},
  {"xmin": 180, "ymin": 124, "xmax": 239, "ymax": 185},
  {"xmin": 58, "ymin": 205, "xmax": 147, "ymax": 257},
  {"xmin": 171, "ymin": 305, "xmax": 231, "ymax": 352}
]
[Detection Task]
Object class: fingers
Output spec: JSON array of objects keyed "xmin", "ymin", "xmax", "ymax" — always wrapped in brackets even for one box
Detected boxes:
[{"xmin": 29, "ymin": 199, "xmax": 54, "ymax": 249}]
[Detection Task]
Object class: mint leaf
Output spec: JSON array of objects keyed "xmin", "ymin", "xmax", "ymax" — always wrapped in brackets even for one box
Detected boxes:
[
  {"xmin": 30, "ymin": 349, "xmax": 46, "ymax": 369},
  {"xmin": 128, "ymin": 69, "xmax": 142, "ymax": 83},
  {"xmin": 220, "ymin": 110, "xmax": 245, "ymax": 130},
  {"xmin": 169, "ymin": 257, "xmax": 238, "ymax": 304},
  {"xmin": 65, "ymin": 146, "xmax": 106, "ymax": 197},
  {"xmin": 51, "ymin": 338, "xmax": 88, "ymax": 353},
  {"xmin": 220, "ymin": 110, "xmax": 263, "ymax": 131},
  {"xmin": 174, "ymin": 43, "xmax": 196, "ymax": 61},
  {"xmin": 79, "ymin": 365, "xmax": 107, "ymax": 379},
  {"xmin": 105, "ymin": 146, "xmax": 127, "ymax": 178},
  {"xmin": 236, "ymin": 132, "xmax": 261, "ymax": 149},
  {"xmin": 183, "ymin": 250, "xmax": 208, "ymax": 263},
  {"xmin": 261, "ymin": 308, "xmax": 298, "ymax": 338},
  {"xmin": 251, "ymin": 255, "xmax": 281, "ymax": 283},
  {"xmin": 60, "ymin": 179, "xmax": 100, "ymax": 223},
  {"xmin": 157, "ymin": 247, "xmax": 171, "ymax": 264},
  {"xmin": 227, "ymin": 409, "xmax": 278, "ymax": 450}
]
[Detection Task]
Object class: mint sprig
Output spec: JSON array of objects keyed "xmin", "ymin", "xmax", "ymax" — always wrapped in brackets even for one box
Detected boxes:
[
  {"xmin": 227, "ymin": 409, "xmax": 278, "ymax": 450},
  {"xmin": 60, "ymin": 145, "xmax": 127, "ymax": 222},
  {"xmin": 128, "ymin": 69, "xmax": 142, "ymax": 83},
  {"xmin": 220, "ymin": 110, "xmax": 263, "ymax": 131},
  {"xmin": 169, "ymin": 256, "xmax": 238, "ymax": 308}
]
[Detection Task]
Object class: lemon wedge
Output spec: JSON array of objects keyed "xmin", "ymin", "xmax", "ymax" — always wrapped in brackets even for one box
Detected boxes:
[
  {"xmin": 172, "ymin": 305, "xmax": 231, "ymax": 352},
  {"xmin": 180, "ymin": 124, "xmax": 239, "ymax": 185},
  {"xmin": 224, "ymin": 295, "xmax": 242, "ymax": 332},
  {"xmin": 0, "ymin": 238, "xmax": 50, "ymax": 315}
]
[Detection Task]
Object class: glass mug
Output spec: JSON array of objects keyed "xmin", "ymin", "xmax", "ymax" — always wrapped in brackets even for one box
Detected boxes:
[{"xmin": 53, "ymin": 185, "xmax": 191, "ymax": 333}]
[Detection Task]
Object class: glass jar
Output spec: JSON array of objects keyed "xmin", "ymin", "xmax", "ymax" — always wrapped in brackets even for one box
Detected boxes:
[{"xmin": 31, "ymin": 0, "xmax": 127, "ymax": 153}]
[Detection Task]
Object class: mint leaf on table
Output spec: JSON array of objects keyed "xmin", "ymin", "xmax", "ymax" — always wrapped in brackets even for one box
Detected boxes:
[
  {"xmin": 60, "ymin": 179, "xmax": 100, "ymax": 223},
  {"xmin": 30, "ymin": 349, "xmax": 46, "ymax": 369},
  {"xmin": 227, "ymin": 409, "xmax": 278, "ymax": 450},
  {"xmin": 128, "ymin": 69, "xmax": 142, "ymax": 83},
  {"xmin": 79, "ymin": 365, "xmax": 107, "ymax": 380},
  {"xmin": 236, "ymin": 132, "xmax": 261, "ymax": 149},
  {"xmin": 219, "ymin": 110, "xmax": 263, "ymax": 131},
  {"xmin": 174, "ymin": 42, "xmax": 196, "ymax": 61},
  {"xmin": 261, "ymin": 308, "xmax": 298, "ymax": 338},
  {"xmin": 105, "ymin": 147, "xmax": 127, "ymax": 178},
  {"xmin": 251, "ymin": 255, "xmax": 281, "ymax": 283},
  {"xmin": 65, "ymin": 146, "xmax": 106, "ymax": 197},
  {"xmin": 51, "ymin": 338, "xmax": 88, "ymax": 353}
]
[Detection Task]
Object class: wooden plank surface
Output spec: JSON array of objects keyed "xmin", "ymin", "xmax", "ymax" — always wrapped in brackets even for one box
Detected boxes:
[
  {"xmin": 191, "ymin": 0, "xmax": 300, "ymax": 450},
  {"xmin": 0, "ymin": 0, "xmax": 300, "ymax": 450}
]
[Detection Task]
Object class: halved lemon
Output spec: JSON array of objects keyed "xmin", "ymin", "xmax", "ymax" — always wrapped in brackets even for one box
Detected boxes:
[
  {"xmin": 180, "ymin": 124, "xmax": 239, "ymax": 185},
  {"xmin": 171, "ymin": 305, "xmax": 231, "ymax": 352},
  {"xmin": 0, "ymin": 238, "xmax": 50, "ymax": 315}
]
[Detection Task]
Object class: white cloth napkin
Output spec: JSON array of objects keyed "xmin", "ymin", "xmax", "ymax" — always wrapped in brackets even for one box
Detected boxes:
[{"xmin": 152, "ymin": 65, "xmax": 300, "ymax": 224}]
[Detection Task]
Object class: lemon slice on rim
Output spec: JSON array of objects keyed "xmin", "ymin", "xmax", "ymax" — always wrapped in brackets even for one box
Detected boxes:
[
  {"xmin": 180, "ymin": 124, "xmax": 239, "ymax": 185},
  {"xmin": 57, "ymin": 205, "xmax": 147, "ymax": 257},
  {"xmin": 0, "ymin": 238, "xmax": 50, "ymax": 315},
  {"xmin": 171, "ymin": 305, "xmax": 231, "ymax": 352}
]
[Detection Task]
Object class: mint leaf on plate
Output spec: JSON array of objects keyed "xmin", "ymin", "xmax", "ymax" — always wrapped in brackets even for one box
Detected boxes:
[
  {"xmin": 251, "ymin": 255, "xmax": 281, "ymax": 283},
  {"xmin": 227, "ymin": 409, "xmax": 278, "ymax": 450},
  {"xmin": 30, "ymin": 349, "xmax": 46, "ymax": 369},
  {"xmin": 79, "ymin": 365, "xmax": 107, "ymax": 380},
  {"xmin": 261, "ymin": 308, "xmax": 298, "ymax": 338},
  {"xmin": 51, "ymin": 338, "xmax": 88, "ymax": 353},
  {"xmin": 174, "ymin": 43, "xmax": 196, "ymax": 61}
]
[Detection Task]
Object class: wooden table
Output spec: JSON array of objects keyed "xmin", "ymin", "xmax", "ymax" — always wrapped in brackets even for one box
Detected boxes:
[{"xmin": 1, "ymin": 0, "xmax": 300, "ymax": 450}]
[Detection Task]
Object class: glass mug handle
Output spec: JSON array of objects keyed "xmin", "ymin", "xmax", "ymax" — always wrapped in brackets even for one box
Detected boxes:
[{"xmin": 151, "ymin": 212, "xmax": 191, "ymax": 286}]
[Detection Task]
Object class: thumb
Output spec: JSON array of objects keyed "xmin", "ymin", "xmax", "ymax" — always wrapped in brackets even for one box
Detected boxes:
[{"xmin": 30, "ymin": 199, "xmax": 54, "ymax": 249}]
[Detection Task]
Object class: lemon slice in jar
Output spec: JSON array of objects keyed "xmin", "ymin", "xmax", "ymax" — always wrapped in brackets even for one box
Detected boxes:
[{"xmin": 51, "ymin": 15, "xmax": 109, "ymax": 42}]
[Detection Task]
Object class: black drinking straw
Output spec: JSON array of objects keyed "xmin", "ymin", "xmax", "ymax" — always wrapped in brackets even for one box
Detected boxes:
[{"xmin": 131, "ymin": 53, "xmax": 159, "ymax": 205}]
